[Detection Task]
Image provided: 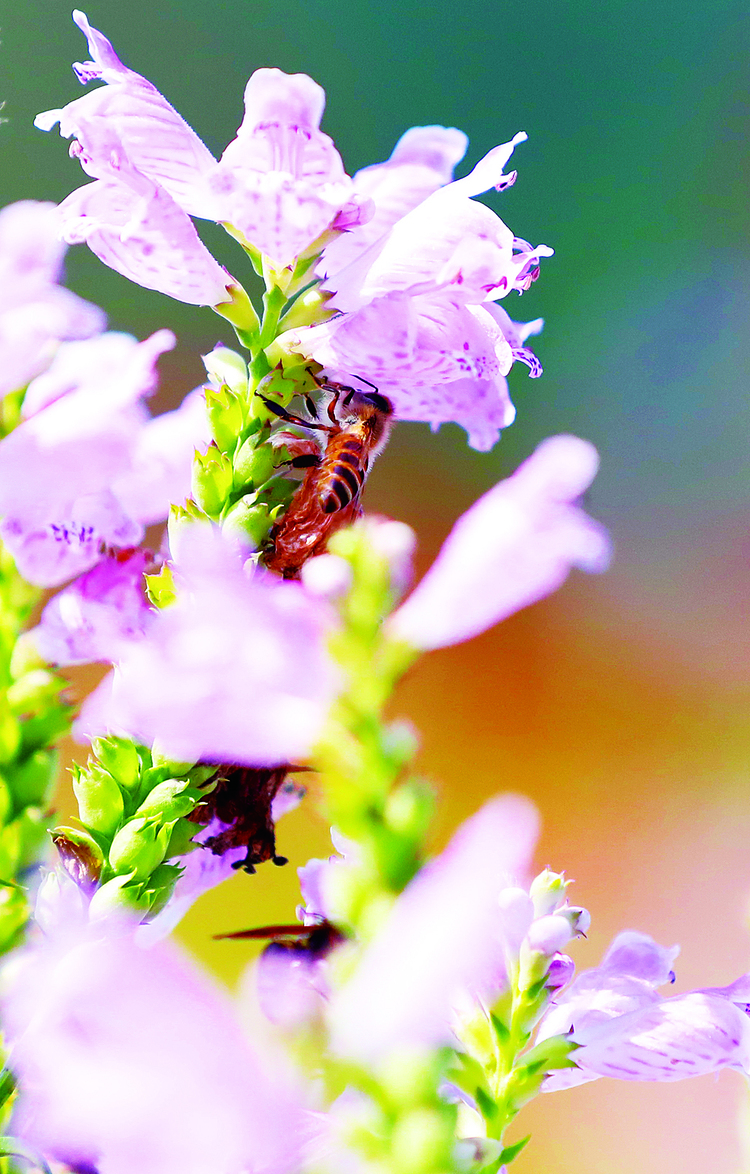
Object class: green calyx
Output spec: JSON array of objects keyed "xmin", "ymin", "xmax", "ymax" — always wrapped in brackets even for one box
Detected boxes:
[{"xmin": 59, "ymin": 738, "xmax": 214, "ymax": 919}]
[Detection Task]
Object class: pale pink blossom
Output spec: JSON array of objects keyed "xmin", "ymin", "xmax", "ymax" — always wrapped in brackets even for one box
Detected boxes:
[
  {"xmin": 0, "ymin": 200, "xmax": 104, "ymax": 396},
  {"xmin": 3, "ymin": 915, "xmax": 306, "ymax": 1174},
  {"xmin": 38, "ymin": 14, "xmax": 364, "ymax": 281},
  {"xmin": 29, "ymin": 550, "xmax": 152, "ymax": 666},
  {"xmin": 35, "ymin": 10, "xmax": 218, "ymax": 217},
  {"xmin": 538, "ymin": 935, "xmax": 750, "ymax": 1088},
  {"xmin": 113, "ymin": 387, "xmax": 211, "ymax": 523},
  {"xmin": 0, "ymin": 330, "xmax": 176, "ymax": 586},
  {"xmin": 286, "ymin": 135, "xmax": 548, "ymax": 449},
  {"xmin": 328, "ymin": 794, "xmax": 539, "ymax": 1063},
  {"xmin": 209, "ymin": 68, "xmax": 362, "ymax": 269},
  {"xmin": 57, "ymin": 166, "xmax": 232, "ymax": 306},
  {"xmin": 77, "ymin": 524, "xmax": 338, "ymax": 765},
  {"xmin": 387, "ymin": 435, "xmax": 611, "ymax": 650},
  {"xmin": 319, "ymin": 124, "xmax": 469, "ymax": 275}
]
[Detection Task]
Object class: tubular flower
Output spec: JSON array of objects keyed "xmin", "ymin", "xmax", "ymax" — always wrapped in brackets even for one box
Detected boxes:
[
  {"xmin": 538, "ymin": 932, "xmax": 750, "ymax": 1088},
  {"xmin": 0, "ymin": 199, "xmax": 104, "ymax": 396},
  {"xmin": 36, "ymin": 12, "xmax": 366, "ymax": 287},
  {"xmin": 2, "ymin": 914, "xmax": 307, "ymax": 1174},
  {"xmin": 388, "ymin": 434, "xmax": 611, "ymax": 650},
  {"xmin": 327, "ymin": 794, "xmax": 540, "ymax": 1063},
  {"xmin": 286, "ymin": 134, "xmax": 551, "ymax": 449},
  {"xmin": 0, "ymin": 330, "xmax": 204, "ymax": 587},
  {"xmin": 77, "ymin": 523, "xmax": 338, "ymax": 766}
]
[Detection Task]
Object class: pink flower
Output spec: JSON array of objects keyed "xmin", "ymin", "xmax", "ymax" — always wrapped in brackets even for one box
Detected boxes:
[
  {"xmin": 539, "ymin": 933, "xmax": 750, "ymax": 1088},
  {"xmin": 57, "ymin": 165, "xmax": 232, "ymax": 306},
  {"xmin": 286, "ymin": 135, "xmax": 550, "ymax": 449},
  {"xmin": 0, "ymin": 200, "xmax": 104, "ymax": 396},
  {"xmin": 37, "ymin": 13, "xmax": 365, "ymax": 282},
  {"xmin": 0, "ymin": 330, "xmax": 180, "ymax": 586},
  {"xmin": 77, "ymin": 524, "xmax": 338, "ymax": 766},
  {"xmin": 318, "ymin": 124, "xmax": 469, "ymax": 275},
  {"xmin": 29, "ymin": 550, "xmax": 152, "ymax": 666},
  {"xmin": 327, "ymin": 794, "xmax": 539, "ymax": 1063},
  {"xmin": 3, "ymin": 916, "xmax": 307, "ymax": 1174},
  {"xmin": 387, "ymin": 435, "xmax": 611, "ymax": 650},
  {"xmin": 208, "ymin": 68, "xmax": 363, "ymax": 268}
]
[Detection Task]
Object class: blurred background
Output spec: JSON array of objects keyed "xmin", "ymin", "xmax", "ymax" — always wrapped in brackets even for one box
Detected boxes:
[{"xmin": 3, "ymin": 0, "xmax": 750, "ymax": 1168}]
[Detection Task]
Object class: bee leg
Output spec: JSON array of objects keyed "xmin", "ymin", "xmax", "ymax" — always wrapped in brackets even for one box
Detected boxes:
[{"xmin": 255, "ymin": 392, "xmax": 331, "ymax": 432}]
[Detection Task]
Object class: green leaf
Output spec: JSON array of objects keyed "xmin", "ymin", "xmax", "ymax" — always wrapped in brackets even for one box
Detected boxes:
[
  {"xmin": 498, "ymin": 1134, "xmax": 531, "ymax": 1165},
  {"xmin": 474, "ymin": 1085, "xmax": 498, "ymax": 1123},
  {"xmin": 490, "ymin": 1011, "xmax": 510, "ymax": 1043}
]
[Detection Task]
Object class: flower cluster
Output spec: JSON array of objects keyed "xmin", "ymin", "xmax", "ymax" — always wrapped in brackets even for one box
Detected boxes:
[{"xmin": 0, "ymin": 11, "xmax": 740, "ymax": 1174}]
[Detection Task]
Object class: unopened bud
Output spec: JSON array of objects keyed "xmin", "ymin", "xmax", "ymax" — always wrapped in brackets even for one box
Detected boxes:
[
  {"xmin": 529, "ymin": 868, "xmax": 569, "ymax": 917},
  {"xmin": 545, "ymin": 952, "xmax": 575, "ymax": 992},
  {"xmin": 202, "ymin": 344, "xmax": 249, "ymax": 395},
  {"xmin": 52, "ymin": 827, "xmax": 103, "ymax": 892},
  {"xmin": 191, "ymin": 445, "xmax": 234, "ymax": 517}
]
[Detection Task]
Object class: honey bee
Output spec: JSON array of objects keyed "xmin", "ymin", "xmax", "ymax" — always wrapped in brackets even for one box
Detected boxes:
[{"xmin": 262, "ymin": 380, "xmax": 393, "ymax": 578}]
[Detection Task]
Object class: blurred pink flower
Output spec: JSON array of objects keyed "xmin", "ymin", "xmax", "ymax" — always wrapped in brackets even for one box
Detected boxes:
[
  {"xmin": 0, "ymin": 200, "xmax": 104, "ymax": 396},
  {"xmin": 78, "ymin": 524, "xmax": 338, "ymax": 765},
  {"xmin": 387, "ymin": 434, "xmax": 611, "ymax": 650},
  {"xmin": 29, "ymin": 549, "xmax": 152, "ymax": 666},
  {"xmin": 3, "ymin": 916, "xmax": 307, "ymax": 1174},
  {"xmin": 0, "ymin": 330, "xmax": 186, "ymax": 587},
  {"xmin": 328, "ymin": 794, "xmax": 539, "ymax": 1063}
]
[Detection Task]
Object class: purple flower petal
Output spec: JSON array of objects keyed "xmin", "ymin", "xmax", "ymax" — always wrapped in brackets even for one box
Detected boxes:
[
  {"xmin": 3, "ymin": 917, "xmax": 306, "ymax": 1174},
  {"xmin": 328, "ymin": 794, "xmax": 539, "ymax": 1062},
  {"xmin": 388, "ymin": 435, "xmax": 611, "ymax": 650},
  {"xmin": 112, "ymin": 387, "xmax": 211, "ymax": 524},
  {"xmin": 210, "ymin": 68, "xmax": 358, "ymax": 268},
  {"xmin": 29, "ymin": 550, "xmax": 152, "ymax": 666},
  {"xmin": 58, "ymin": 173, "xmax": 231, "ymax": 306},
  {"xmin": 36, "ymin": 11, "xmax": 218, "ymax": 219},
  {"xmin": 287, "ymin": 294, "xmax": 517, "ymax": 450},
  {"xmin": 571, "ymin": 992, "xmax": 750, "ymax": 1082},
  {"xmin": 0, "ymin": 200, "xmax": 104, "ymax": 396},
  {"xmin": 319, "ymin": 125, "xmax": 469, "ymax": 276},
  {"xmin": 77, "ymin": 524, "xmax": 338, "ymax": 766}
]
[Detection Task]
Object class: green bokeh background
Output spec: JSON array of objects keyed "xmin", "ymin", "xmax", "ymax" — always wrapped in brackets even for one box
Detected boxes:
[{"xmin": 3, "ymin": 1, "xmax": 750, "ymax": 1170}]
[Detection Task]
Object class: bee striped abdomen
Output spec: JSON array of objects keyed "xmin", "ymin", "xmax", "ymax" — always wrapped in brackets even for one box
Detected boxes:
[{"xmin": 318, "ymin": 437, "xmax": 367, "ymax": 514}]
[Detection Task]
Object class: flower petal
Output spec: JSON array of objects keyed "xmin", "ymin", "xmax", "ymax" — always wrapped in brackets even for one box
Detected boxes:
[{"xmin": 388, "ymin": 436, "xmax": 611, "ymax": 650}]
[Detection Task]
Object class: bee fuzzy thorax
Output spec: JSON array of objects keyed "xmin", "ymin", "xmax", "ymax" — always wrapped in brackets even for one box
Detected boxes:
[{"xmin": 262, "ymin": 380, "xmax": 393, "ymax": 578}]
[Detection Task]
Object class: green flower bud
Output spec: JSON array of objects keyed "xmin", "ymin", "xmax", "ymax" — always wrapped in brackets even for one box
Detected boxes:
[
  {"xmin": 135, "ymin": 778, "xmax": 200, "ymax": 822},
  {"xmin": 144, "ymin": 563, "xmax": 176, "ymax": 609},
  {"xmin": 205, "ymin": 384, "xmax": 245, "ymax": 454},
  {"xmin": 108, "ymin": 817, "xmax": 174, "ymax": 882},
  {"xmin": 89, "ymin": 872, "xmax": 149, "ymax": 920},
  {"xmin": 529, "ymin": 868, "xmax": 569, "ymax": 917},
  {"xmin": 202, "ymin": 346, "xmax": 249, "ymax": 396},
  {"xmin": 232, "ymin": 437, "xmax": 276, "ymax": 493},
  {"xmin": 72, "ymin": 764, "xmax": 124, "ymax": 838},
  {"xmin": 52, "ymin": 827, "xmax": 104, "ymax": 889},
  {"xmin": 221, "ymin": 495, "xmax": 273, "ymax": 548},
  {"xmin": 191, "ymin": 445, "xmax": 234, "ymax": 518},
  {"xmin": 90, "ymin": 737, "xmax": 142, "ymax": 795}
]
